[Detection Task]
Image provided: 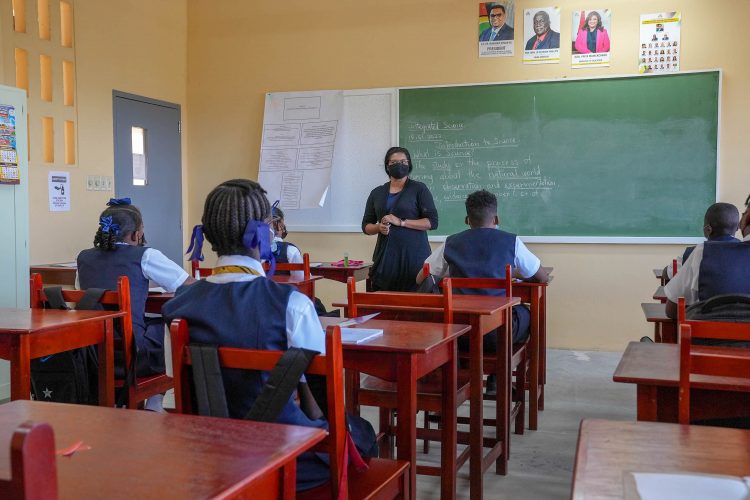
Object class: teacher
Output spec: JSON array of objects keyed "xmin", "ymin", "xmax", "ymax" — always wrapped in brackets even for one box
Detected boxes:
[{"xmin": 362, "ymin": 146, "xmax": 438, "ymax": 291}]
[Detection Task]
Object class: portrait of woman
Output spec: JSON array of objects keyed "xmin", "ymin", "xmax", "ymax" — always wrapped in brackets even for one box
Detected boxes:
[
  {"xmin": 574, "ymin": 11, "xmax": 610, "ymax": 54},
  {"xmin": 361, "ymin": 147, "xmax": 438, "ymax": 291}
]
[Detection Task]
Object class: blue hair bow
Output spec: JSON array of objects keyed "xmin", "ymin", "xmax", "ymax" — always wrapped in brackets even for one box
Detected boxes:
[
  {"xmin": 243, "ymin": 220, "xmax": 275, "ymax": 276},
  {"xmin": 99, "ymin": 216, "xmax": 120, "ymax": 235},
  {"xmin": 185, "ymin": 225, "xmax": 204, "ymax": 262},
  {"xmin": 271, "ymin": 199, "xmax": 282, "ymax": 220},
  {"xmin": 107, "ymin": 197, "xmax": 131, "ymax": 206}
]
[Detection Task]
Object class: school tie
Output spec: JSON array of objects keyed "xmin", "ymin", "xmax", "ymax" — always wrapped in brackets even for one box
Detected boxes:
[{"xmin": 490, "ymin": 30, "xmax": 497, "ymax": 41}]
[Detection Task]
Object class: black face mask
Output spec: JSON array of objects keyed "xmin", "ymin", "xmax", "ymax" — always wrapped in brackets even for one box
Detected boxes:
[{"xmin": 387, "ymin": 162, "xmax": 409, "ymax": 179}]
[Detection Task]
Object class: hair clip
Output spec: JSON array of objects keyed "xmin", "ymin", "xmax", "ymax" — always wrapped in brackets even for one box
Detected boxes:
[
  {"xmin": 185, "ymin": 225, "xmax": 204, "ymax": 262},
  {"xmin": 99, "ymin": 215, "xmax": 121, "ymax": 235},
  {"xmin": 271, "ymin": 200, "xmax": 282, "ymax": 220},
  {"xmin": 243, "ymin": 219, "xmax": 275, "ymax": 276},
  {"xmin": 107, "ymin": 197, "xmax": 132, "ymax": 206}
]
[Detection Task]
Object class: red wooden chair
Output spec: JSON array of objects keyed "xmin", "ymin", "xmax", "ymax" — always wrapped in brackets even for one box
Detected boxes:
[
  {"xmin": 264, "ymin": 252, "xmax": 311, "ymax": 278},
  {"xmin": 346, "ymin": 279, "xmax": 477, "ymax": 478},
  {"xmin": 678, "ymin": 297, "xmax": 750, "ymax": 424},
  {"xmin": 441, "ymin": 265, "xmax": 530, "ymax": 436},
  {"xmin": 0, "ymin": 421, "xmax": 57, "ymax": 500},
  {"xmin": 29, "ymin": 273, "xmax": 173, "ymax": 409},
  {"xmin": 169, "ymin": 319, "xmax": 409, "ymax": 499},
  {"xmin": 190, "ymin": 260, "xmax": 213, "ymax": 278}
]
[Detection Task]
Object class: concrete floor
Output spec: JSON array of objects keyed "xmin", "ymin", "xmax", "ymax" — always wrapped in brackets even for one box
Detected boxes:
[{"xmin": 360, "ymin": 349, "xmax": 635, "ymax": 499}]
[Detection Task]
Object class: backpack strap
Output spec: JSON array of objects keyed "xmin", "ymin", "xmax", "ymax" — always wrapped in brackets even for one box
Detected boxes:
[
  {"xmin": 188, "ymin": 345, "xmax": 229, "ymax": 418},
  {"xmin": 75, "ymin": 288, "xmax": 106, "ymax": 310},
  {"xmin": 42, "ymin": 286, "xmax": 69, "ymax": 310},
  {"xmin": 244, "ymin": 347, "xmax": 319, "ymax": 422},
  {"xmin": 694, "ymin": 293, "xmax": 750, "ymax": 314}
]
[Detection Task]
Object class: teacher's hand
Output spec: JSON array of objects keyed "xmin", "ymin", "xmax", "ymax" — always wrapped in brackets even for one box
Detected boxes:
[
  {"xmin": 381, "ymin": 214, "xmax": 401, "ymax": 227},
  {"xmin": 378, "ymin": 222, "xmax": 390, "ymax": 235}
]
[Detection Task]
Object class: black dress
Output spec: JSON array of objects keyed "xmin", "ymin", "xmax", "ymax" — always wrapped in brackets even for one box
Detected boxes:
[{"xmin": 361, "ymin": 178, "xmax": 438, "ymax": 291}]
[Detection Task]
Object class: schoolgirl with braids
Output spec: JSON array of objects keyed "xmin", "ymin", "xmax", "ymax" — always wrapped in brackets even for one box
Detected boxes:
[
  {"xmin": 163, "ymin": 179, "xmax": 377, "ymax": 492},
  {"xmin": 77, "ymin": 198, "xmax": 195, "ymax": 411}
]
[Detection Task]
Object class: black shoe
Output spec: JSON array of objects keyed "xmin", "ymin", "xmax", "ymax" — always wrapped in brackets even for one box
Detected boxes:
[
  {"xmin": 485, "ymin": 375, "xmax": 497, "ymax": 397},
  {"xmin": 640, "ymin": 336, "xmax": 654, "ymax": 343}
]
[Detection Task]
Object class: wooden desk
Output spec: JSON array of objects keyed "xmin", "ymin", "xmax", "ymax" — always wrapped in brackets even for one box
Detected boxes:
[
  {"xmin": 514, "ymin": 281, "xmax": 548, "ymax": 425},
  {"xmin": 334, "ymin": 294, "xmax": 519, "ymax": 499},
  {"xmin": 313, "ymin": 262, "xmax": 372, "ymax": 284},
  {"xmin": 641, "ymin": 302, "xmax": 677, "ymax": 343},
  {"xmin": 571, "ymin": 418, "xmax": 750, "ymax": 499},
  {"xmin": 271, "ymin": 274, "xmax": 323, "ymax": 300},
  {"xmin": 321, "ymin": 317, "xmax": 467, "ymax": 500},
  {"xmin": 29, "ymin": 264, "xmax": 77, "ymax": 286},
  {"xmin": 0, "ymin": 308, "xmax": 121, "ymax": 406},
  {"xmin": 653, "ymin": 267, "xmax": 666, "ymax": 285},
  {"xmin": 653, "ymin": 285, "xmax": 667, "ymax": 303},
  {"xmin": 613, "ymin": 341, "xmax": 750, "ymax": 422},
  {"xmin": 145, "ymin": 291, "xmax": 174, "ymax": 314},
  {"xmin": 0, "ymin": 400, "xmax": 325, "ymax": 498}
]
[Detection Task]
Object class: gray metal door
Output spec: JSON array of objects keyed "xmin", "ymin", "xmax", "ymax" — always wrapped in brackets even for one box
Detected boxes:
[{"xmin": 113, "ymin": 92, "xmax": 182, "ymax": 264}]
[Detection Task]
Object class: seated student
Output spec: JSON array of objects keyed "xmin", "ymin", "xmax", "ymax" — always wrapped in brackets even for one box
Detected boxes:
[
  {"xmin": 270, "ymin": 201, "xmax": 304, "ymax": 280},
  {"xmin": 664, "ymin": 202, "xmax": 747, "ymax": 319},
  {"xmin": 662, "ymin": 203, "xmax": 740, "ymax": 282},
  {"xmin": 162, "ymin": 179, "xmax": 376, "ymax": 492},
  {"xmin": 416, "ymin": 189, "xmax": 550, "ymax": 350},
  {"xmin": 76, "ymin": 198, "xmax": 195, "ymax": 411}
]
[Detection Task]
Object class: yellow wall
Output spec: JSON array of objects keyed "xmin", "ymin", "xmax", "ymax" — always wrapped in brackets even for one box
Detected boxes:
[
  {"xmin": 25, "ymin": 0, "xmax": 188, "ymax": 264},
  {"xmin": 186, "ymin": 0, "xmax": 749, "ymax": 351}
]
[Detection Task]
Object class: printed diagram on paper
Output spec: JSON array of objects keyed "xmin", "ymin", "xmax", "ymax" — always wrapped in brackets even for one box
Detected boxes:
[{"xmin": 259, "ymin": 91, "xmax": 343, "ymax": 209}]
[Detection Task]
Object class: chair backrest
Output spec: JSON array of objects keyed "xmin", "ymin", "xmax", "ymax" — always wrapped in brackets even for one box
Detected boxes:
[
  {"xmin": 678, "ymin": 323, "xmax": 750, "ymax": 424},
  {"xmin": 672, "ymin": 258, "xmax": 678, "ymax": 278},
  {"xmin": 190, "ymin": 260, "xmax": 214, "ymax": 278},
  {"xmin": 677, "ymin": 297, "xmax": 750, "ymax": 343},
  {"xmin": 169, "ymin": 318, "xmax": 347, "ymax": 497},
  {"xmin": 263, "ymin": 252, "xmax": 311, "ymax": 278},
  {"xmin": 0, "ymin": 421, "xmax": 58, "ymax": 500},
  {"xmin": 346, "ymin": 276, "xmax": 454, "ymax": 323},
  {"xmin": 29, "ymin": 273, "xmax": 134, "ymax": 373},
  {"xmin": 441, "ymin": 264, "xmax": 514, "ymax": 300}
]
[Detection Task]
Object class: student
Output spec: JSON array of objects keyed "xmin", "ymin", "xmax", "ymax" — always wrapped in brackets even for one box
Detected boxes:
[
  {"xmin": 76, "ymin": 198, "xmax": 195, "ymax": 411},
  {"xmin": 162, "ymin": 179, "xmax": 376, "ymax": 492},
  {"xmin": 416, "ymin": 189, "xmax": 549, "ymax": 347},
  {"xmin": 662, "ymin": 202, "xmax": 740, "ymax": 282},
  {"xmin": 664, "ymin": 202, "xmax": 747, "ymax": 319},
  {"xmin": 270, "ymin": 201, "xmax": 304, "ymax": 280}
]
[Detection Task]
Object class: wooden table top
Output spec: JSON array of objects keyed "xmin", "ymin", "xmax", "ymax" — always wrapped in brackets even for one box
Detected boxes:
[
  {"xmin": 314, "ymin": 262, "xmax": 372, "ymax": 272},
  {"xmin": 572, "ymin": 418, "xmax": 750, "ymax": 500},
  {"xmin": 320, "ymin": 317, "xmax": 470, "ymax": 353},
  {"xmin": 271, "ymin": 274, "xmax": 324, "ymax": 285},
  {"xmin": 653, "ymin": 267, "xmax": 663, "ymax": 279},
  {"xmin": 641, "ymin": 302, "xmax": 670, "ymax": 322},
  {"xmin": 653, "ymin": 286, "xmax": 666, "ymax": 301},
  {"xmin": 613, "ymin": 341, "xmax": 750, "ymax": 388},
  {"xmin": 0, "ymin": 308, "xmax": 125, "ymax": 335},
  {"xmin": 0, "ymin": 400, "xmax": 326, "ymax": 498}
]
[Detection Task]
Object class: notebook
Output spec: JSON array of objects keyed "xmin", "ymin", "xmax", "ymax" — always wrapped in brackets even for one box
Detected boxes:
[
  {"xmin": 340, "ymin": 328, "xmax": 383, "ymax": 344},
  {"xmin": 624, "ymin": 472, "xmax": 750, "ymax": 500}
]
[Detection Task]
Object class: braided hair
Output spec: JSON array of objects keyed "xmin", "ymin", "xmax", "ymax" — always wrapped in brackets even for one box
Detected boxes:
[
  {"xmin": 93, "ymin": 204, "xmax": 144, "ymax": 251},
  {"xmin": 202, "ymin": 179, "xmax": 271, "ymax": 256}
]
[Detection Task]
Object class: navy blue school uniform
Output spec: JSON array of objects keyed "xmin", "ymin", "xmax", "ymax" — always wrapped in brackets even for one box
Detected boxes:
[
  {"xmin": 77, "ymin": 245, "xmax": 181, "ymax": 376},
  {"xmin": 426, "ymin": 227, "xmax": 540, "ymax": 347},
  {"xmin": 162, "ymin": 255, "xmax": 376, "ymax": 491}
]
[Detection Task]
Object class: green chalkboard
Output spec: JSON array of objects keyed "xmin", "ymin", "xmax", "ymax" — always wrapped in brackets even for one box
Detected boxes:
[{"xmin": 399, "ymin": 71, "xmax": 719, "ymax": 240}]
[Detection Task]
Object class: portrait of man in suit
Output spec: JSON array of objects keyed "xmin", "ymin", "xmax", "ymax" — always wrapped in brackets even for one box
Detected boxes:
[
  {"xmin": 525, "ymin": 10, "xmax": 560, "ymax": 50},
  {"xmin": 479, "ymin": 3, "xmax": 514, "ymax": 42}
]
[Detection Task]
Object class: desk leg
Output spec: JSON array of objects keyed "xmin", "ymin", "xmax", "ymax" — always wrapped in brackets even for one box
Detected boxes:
[
  {"xmin": 529, "ymin": 292, "xmax": 540, "ymax": 431},
  {"xmin": 396, "ymin": 353, "xmax": 417, "ymax": 500},
  {"xmin": 539, "ymin": 288, "xmax": 547, "ymax": 411},
  {"xmin": 637, "ymin": 385, "xmax": 658, "ymax": 422},
  {"xmin": 281, "ymin": 460, "xmax": 296, "ymax": 499},
  {"xmin": 345, "ymin": 370, "xmax": 360, "ymax": 415},
  {"xmin": 440, "ymin": 340, "xmax": 457, "ymax": 500},
  {"xmin": 98, "ymin": 318, "xmax": 115, "ymax": 407},
  {"xmin": 10, "ymin": 336, "xmax": 31, "ymax": 400},
  {"xmin": 499, "ymin": 313, "xmax": 510, "ymax": 473},
  {"xmin": 469, "ymin": 317, "xmax": 484, "ymax": 500}
]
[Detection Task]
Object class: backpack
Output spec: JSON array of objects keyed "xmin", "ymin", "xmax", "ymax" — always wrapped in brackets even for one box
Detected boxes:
[
  {"xmin": 685, "ymin": 294, "xmax": 750, "ymax": 348},
  {"xmin": 30, "ymin": 286, "xmax": 106, "ymax": 405}
]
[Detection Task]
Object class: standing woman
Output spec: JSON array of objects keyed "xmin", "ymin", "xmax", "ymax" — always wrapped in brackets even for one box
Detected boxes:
[
  {"xmin": 574, "ymin": 11, "xmax": 610, "ymax": 54},
  {"xmin": 362, "ymin": 147, "xmax": 438, "ymax": 291}
]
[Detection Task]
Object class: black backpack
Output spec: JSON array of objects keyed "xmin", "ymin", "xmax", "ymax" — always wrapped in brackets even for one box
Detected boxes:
[
  {"xmin": 30, "ymin": 286, "xmax": 105, "ymax": 405},
  {"xmin": 685, "ymin": 294, "xmax": 750, "ymax": 348}
]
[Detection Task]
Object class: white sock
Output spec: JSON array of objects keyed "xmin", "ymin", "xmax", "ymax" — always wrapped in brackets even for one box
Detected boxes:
[{"xmin": 144, "ymin": 394, "xmax": 165, "ymax": 412}]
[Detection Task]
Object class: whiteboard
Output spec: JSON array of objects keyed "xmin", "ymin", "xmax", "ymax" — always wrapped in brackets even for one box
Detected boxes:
[{"xmin": 283, "ymin": 88, "xmax": 396, "ymax": 232}]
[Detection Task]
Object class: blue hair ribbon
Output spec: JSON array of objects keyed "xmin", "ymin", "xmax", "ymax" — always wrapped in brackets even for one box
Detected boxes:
[
  {"xmin": 185, "ymin": 224, "xmax": 205, "ymax": 262},
  {"xmin": 107, "ymin": 197, "xmax": 132, "ymax": 206},
  {"xmin": 242, "ymin": 219, "xmax": 275, "ymax": 276},
  {"xmin": 99, "ymin": 215, "xmax": 120, "ymax": 235},
  {"xmin": 271, "ymin": 199, "xmax": 282, "ymax": 220}
]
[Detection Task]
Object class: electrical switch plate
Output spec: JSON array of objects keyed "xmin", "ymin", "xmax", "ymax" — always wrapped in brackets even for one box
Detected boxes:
[{"xmin": 87, "ymin": 175, "xmax": 96, "ymax": 191}]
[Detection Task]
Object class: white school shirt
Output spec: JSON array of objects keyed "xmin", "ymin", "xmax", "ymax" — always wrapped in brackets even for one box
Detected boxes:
[{"xmin": 274, "ymin": 236, "xmax": 305, "ymax": 280}]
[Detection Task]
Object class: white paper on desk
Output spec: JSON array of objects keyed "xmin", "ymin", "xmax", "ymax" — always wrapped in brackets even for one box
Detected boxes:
[
  {"xmin": 623, "ymin": 472, "xmax": 750, "ymax": 500},
  {"xmin": 340, "ymin": 328, "xmax": 383, "ymax": 344},
  {"xmin": 48, "ymin": 261, "xmax": 77, "ymax": 267},
  {"xmin": 148, "ymin": 287, "xmax": 166, "ymax": 293}
]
